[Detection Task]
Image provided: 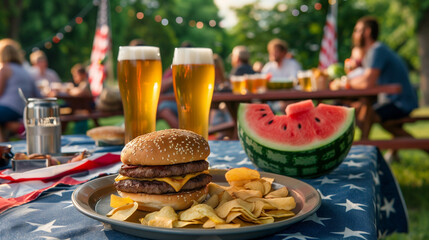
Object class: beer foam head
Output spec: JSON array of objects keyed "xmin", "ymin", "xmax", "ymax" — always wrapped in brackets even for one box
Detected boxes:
[
  {"xmin": 118, "ymin": 46, "xmax": 160, "ymax": 61},
  {"xmin": 172, "ymin": 48, "xmax": 214, "ymax": 65}
]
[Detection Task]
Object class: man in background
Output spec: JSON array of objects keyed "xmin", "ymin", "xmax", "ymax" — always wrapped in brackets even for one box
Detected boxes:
[
  {"xmin": 261, "ymin": 38, "xmax": 301, "ymax": 80},
  {"xmin": 230, "ymin": 45, "xmax": 255, "ymax": 76}
]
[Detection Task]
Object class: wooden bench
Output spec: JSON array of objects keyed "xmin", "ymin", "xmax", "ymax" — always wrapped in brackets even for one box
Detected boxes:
[
  {"xmin": 355, "ymin": 108, "xmax": 429, "ymax": 150},
  {"xmin": 57, "ymin": 95, "xmax": 123, "ymax": 132},
  {"xmin": 354, "ymin": 138, "xmax": 429, "ymax": 150}
]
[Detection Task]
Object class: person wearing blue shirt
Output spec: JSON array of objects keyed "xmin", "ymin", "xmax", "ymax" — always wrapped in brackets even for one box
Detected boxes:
[{"xmin": 348, "ymin": 16, "xmax": 418, "ymax": 139}]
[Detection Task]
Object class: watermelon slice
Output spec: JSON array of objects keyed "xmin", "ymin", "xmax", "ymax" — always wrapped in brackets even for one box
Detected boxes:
[{"xmin": 237, "ymin": 100, "xmax": 355, "ymax": 178}]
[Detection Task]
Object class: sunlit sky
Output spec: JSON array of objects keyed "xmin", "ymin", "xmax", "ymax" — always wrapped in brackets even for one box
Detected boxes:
[{"xmin": 214, "ymin": 0, "xmax": 282, "ymax": 28}]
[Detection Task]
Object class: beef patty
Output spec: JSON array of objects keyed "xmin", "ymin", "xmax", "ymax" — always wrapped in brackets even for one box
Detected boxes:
[
  {"xmin": 119, "ymin": 160, "xmax": 209, "ymax": 178},
  {"xmin": 115, "ymin": 173, "xmax": 212, "ymax": 194}
]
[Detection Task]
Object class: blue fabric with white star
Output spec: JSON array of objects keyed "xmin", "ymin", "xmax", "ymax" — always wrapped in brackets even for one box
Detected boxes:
[{"xmin": 0, "ymin": 135, "xmax": 408, "ymax": 240}]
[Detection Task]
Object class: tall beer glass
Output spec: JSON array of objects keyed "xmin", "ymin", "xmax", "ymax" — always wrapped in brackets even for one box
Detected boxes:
[
  {"xmin": 117, "ymin": 46, "xmax": 162, "ymax": 143},
  {"xmin": 172, "ymin": 48, "xmax": 214, "ymax": 139}
]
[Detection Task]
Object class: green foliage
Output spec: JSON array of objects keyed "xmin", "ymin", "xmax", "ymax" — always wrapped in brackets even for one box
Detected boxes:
[{"xmin": 0, "ymin": 0, "xmax": 226, "ymax": 81}]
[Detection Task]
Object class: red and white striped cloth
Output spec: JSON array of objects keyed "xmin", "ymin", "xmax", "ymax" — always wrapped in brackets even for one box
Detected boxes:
[
  {"xmin": 88, "ymin": 0, "xmax": 110, "ymax": 97},
  {"xmin": 0, "ymin": 153, "xmax": 120, "ymax": 213},
  {"xmin": 318, "ymin": 2, "xmax": 338, "ymax": 70}
]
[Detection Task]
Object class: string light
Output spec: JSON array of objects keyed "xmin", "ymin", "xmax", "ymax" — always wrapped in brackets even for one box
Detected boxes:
[
  {"xmin": 176, "ymin": 16, "xmax": 183, "ymax": 24},
  {"xmin": 25, "ymin": 1, "xmax": 328, "ymax": 52},
  {"xmin": 75, "ymin": 17, "xmax": 83, "ymax": 24},
  {"xmin": 136, "ymin": 12, "xmax": 144, "ymax": 19},
  {"xmin": 315, "ymin": 3, "xmax": 322, "ymax": 11}
]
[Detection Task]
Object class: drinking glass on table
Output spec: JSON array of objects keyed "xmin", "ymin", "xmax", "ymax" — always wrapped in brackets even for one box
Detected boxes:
[
  {"xmin": 117, "ymin": 46, "xmax": 162, "ymax": 143},
  {"xmin": 298, "ymin": 70, "xmax": 313, "ymax": 92},
  {"xmin": 230, "ymin": 75, "xmax": 247, "ymax": 95},
  {"xmin": 172, "ymin": 48, "xmax": 215, "ymax": 140}
]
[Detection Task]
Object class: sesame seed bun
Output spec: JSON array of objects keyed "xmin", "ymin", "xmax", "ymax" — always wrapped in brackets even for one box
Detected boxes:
[
  {"xmin": 121, "ymin": 129, "xmax": 210, "ymax": 166},
  {"xmin": 86, "ymin": 126, "xmax": 125, "ymax": 145},
  {"xmin": 117, "ymin": 186, "xmax": 208, "ymax": 211}
]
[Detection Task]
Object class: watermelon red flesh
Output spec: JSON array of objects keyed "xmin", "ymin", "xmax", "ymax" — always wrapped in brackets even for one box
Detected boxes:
[{"xmin": 239, "ymin": 101, "xmax": 354, "ymax": 150}]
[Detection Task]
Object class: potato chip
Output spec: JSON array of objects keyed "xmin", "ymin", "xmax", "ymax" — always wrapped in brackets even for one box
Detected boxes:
[
  {"xmin": 233, "ymin": 189, "xmax": 263, "ymax": 200},
  {"xmin": 263, "ymin": 197, "xmax": 296, "ymax": 210},
  {"xmin": 231, "ymin": 207, "xmax": 258, "ymax": 222},
  {"xmin": 252, "ymin": 200, "xmax": 265, "ymax": 217},
  {"xmin": 232, "ymin": 217, "xmax": 256, "ymax": 227},
  {"xmin": 215, "ymin": 199, "xmax": 254, "ymax": 218},
  {"xmin": 244, "ymin": 180, "xmax": 265, "ymax": 195},
  {"xmin": 202, "ymin": 219, "xmax": 216, "ymax": 228},
  {"xmin": 225, "ymin": 167, "xmax": 260, "ymax": 187},
  {"xmin": 141, "ymin": 206, "xmax": 178, "ymax": 228},
  {"xmin": 174, "ymin": 220, "xmax": 202, "ymax": 228},
  {"xmin": 215, "ymin": 223, "xmax": 240, "ymax": 229},
  {"xmin": 265, "ymin": 186, "xmax": 289, "ymax": 199},
  {"xmin": 107, "ymin": 202, "xmax": 138, "ymax": 221},
  {"xmin": 205, "ymin": 194, "xmax": 219, "ymax": 209},
  {"xmin": 180, "ymin": 204, "xmax": 225, "ymax": 224},
  {"xmin": 225, "ymin": 211, "xmax": 242, "ymax": 223},
  {"xmin": 261, "ymin": 177, "xmax": 274, "ymax": 195},
  {"xmin": 208, "ymin": 182, "xmax": 226, "ymax": 196},
  {"xmin": 256, "ymin": 216, "xmax": 274, "ymax": 224},
  {"xmin": 218, "ymin": 190, "xmax": 234, "ymax": 207},
  {"xmin": 110, "ymin": 194, "xmax": 134, "ymax": 208},
  {"xmin": 264, "ymin": 209, "xmax": 295, "ymax": 218}
]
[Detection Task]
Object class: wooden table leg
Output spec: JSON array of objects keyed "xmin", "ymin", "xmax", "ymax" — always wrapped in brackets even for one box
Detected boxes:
[
  {"xmin": 358, "ymin": 97, "xmax": 376, "ymax": 140},
  {"xmin": 225, "ymin": 102, "xmax": 239, "ymax": 140}
]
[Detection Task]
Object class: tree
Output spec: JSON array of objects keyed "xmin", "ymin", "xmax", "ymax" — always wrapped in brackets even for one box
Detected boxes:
[
  {"xmin": 229, "ymin": 0, "xmax": 368, "ymax": 70},
  {"xmin": 0, "ymin": 0, "xmax": 227, "ymax": 81}
]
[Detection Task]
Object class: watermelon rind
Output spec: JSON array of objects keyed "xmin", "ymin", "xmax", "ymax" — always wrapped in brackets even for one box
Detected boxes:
[{"xmin": 237, "ymin": 103, "xmax": 355, "ymax": 178}]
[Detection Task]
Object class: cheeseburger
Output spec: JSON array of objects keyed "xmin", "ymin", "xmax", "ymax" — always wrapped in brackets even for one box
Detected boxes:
[{"xmin": 114, "ymin": 129, "xmax": 212, "ymax": 211}]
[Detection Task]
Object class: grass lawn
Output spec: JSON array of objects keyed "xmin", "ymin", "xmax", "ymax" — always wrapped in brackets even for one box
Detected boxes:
[{"xmin": 65, "ymin": 115, "xmax": 429, "ymax": 239}]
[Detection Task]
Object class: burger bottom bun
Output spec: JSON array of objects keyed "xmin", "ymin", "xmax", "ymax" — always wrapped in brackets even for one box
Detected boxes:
[{"xmin": 117, "ymin": 186, "xmax": 208, "ymax": 211}]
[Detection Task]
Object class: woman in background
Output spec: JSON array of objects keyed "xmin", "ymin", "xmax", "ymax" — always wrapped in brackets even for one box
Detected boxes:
[{"xmin": 0, "ymin": 39, "xmax": 41, "ymax": 141}]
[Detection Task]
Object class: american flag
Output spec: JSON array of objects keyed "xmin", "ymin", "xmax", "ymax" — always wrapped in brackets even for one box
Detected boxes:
[
  {"xmin": 318, "ymin": 2, "xmax": 338, "ymax": 69},
  {"xmin": 88, "ymin": 0, "xmax": 110, "ymax": 97}
]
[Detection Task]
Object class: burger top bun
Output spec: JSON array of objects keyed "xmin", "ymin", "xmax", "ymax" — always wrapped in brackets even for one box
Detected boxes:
[
  {"xmin": 121, "ymin": 129, "xmax": 210, "ymax": 166},
  {"xmin": 87, "ymin": 126, "xmax": 125, "ymax": 142}
]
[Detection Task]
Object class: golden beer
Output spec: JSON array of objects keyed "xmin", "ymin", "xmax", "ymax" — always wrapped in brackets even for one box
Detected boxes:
[
  {"xmin": 230, "ymin": 75, "xmax": 246, "ymax": 94},
  {"xmin": 172, "ymin": 48, "xmax": 214, "ymax": 139},
  {"xmin": 117, "ymin": 46, "xmax": 162, "ymax": 143},
  {"xmin": 298, "ymin": 70, "xmax": 313, "ymax": 92}
]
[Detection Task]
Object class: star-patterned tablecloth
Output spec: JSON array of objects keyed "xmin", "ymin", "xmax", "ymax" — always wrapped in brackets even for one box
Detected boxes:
[{"xmin": 0, "ymin": 135, "xmax": 408, "ymax": 240}]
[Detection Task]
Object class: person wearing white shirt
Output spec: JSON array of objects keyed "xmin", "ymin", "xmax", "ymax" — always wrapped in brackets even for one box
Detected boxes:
[
  {"xmin": 29, "ymin": 50, "xmax": 61, "ymax": 84},
  {"xmin": 261, "ymin": 38, "xmax": 302, "ymax": 80}
]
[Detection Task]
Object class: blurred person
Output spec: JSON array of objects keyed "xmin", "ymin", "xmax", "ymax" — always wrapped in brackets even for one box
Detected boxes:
[
  {"xmin": 230, "ymin": 46, "xmax": 255, "ymax": 76},
  {"xmin": 214, "ymin": 54, "xmax": 230, "ymax": 91},
  {"xmin": 253, "ymin": 61, "xmax": 264, "ymax": 73},
  {"xmin": 68, "ymin": 63, "xmax": 92, "ymax": 97},
  {"xmin": 348, "ymin": 16, "xmax": 418, "ymax": 125},
  {"xmin": 210, "ymin": 54, "xmax": 233, "ymax": 139},
  {"xmin": 261, "ymin": 38, "xmax": 302, "ymax": 80},
  {"xmin": 157, "ymin": 41, "xmax": 193, "ymax": 128},
  {"xmin": 347, "ymin": 16, "xmax": 423, "ymax": 160},
  {"xmin": 129, "ymin": 39, "xmax": 146, "ymax": 46},
  {"xmin": 262, "ymin": 39, "xmax": 302, "ymax": 114},
  {"xmin": 344, "ymin": 46, "xmax": 365, "ymax": 79},
  {"xmin": 67, "ymin": 64, "xmax": 93, "ymax": 134},
  {"xmin": 29, "ymin": 50, "xmax": 61, "ymax": 84},
  {"xmin": 0, "ymin": 39, "xmax": 41, "ymax": 141}
]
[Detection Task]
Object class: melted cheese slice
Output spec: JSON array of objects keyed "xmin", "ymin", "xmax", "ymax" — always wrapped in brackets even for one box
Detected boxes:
[{"xmin": 115, "ymin": 170, "xmax": 209, "ymax": 192}]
